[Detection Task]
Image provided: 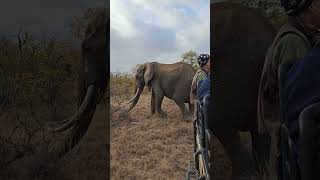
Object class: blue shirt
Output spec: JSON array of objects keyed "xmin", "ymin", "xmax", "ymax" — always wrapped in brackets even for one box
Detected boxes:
[{"xmin": 197, "ymin": 75, "xmax": 210, "ymax": 101}]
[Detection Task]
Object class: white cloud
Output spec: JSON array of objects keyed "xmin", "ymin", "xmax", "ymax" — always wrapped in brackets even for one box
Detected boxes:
[
  {"xmin": 111, "ymin": 0, "xmax": 210, "ymax": 73},
  {"xmin": 110, "ymin": 0, "xmax": 138, "ymax": 38}
]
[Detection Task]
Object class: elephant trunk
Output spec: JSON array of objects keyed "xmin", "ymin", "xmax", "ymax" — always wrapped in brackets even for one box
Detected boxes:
[{"xmin": 127, "ymin": 86, "xmax": 143, "ymax": 112}]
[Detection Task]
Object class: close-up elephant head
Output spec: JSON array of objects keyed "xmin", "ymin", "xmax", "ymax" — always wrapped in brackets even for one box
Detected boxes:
[
  {"xmin": 127, "ymin": 62, "xmax": 154, "ymax": 112},
  {"xmin": 49, "ymin": 8, "xmax": 109, "ymax": 156}
]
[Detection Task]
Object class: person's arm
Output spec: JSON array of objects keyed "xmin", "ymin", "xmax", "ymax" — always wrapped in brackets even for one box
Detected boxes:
[
  {"xmin": 265, "ymin": 33, "xmax": 309, "ymax": 99},
  {"xmin": 197, "ymin": 71, "xmax": 206, "ymax": 81},
  {"xmin": 273, "ymin": 33, "xmax": 309, "ymax": 68}
]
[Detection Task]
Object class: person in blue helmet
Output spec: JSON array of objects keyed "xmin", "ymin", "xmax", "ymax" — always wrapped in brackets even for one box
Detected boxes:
[{"xmin": 190, "ymin": 54, "xmax": 210, "ymax": 119}]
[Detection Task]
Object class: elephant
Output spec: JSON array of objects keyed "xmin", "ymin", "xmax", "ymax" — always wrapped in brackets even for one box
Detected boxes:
[
  {"xmin": 127, "ymin": 62, "xmax": 195, "ymax": 119},
  {"xmin": 46, "ymin": 8, "xmax": 109, "ymax": 156},
  {"xmin": 208, "ymin": 1, "xmax": 276, "ymax": 179}
]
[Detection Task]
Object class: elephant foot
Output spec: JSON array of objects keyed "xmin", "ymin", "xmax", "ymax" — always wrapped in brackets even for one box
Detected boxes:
[
  {"xmin": 147, "ymin": 113, "xmax": 155, "ymax": 118},
  {"xmin": 158, "ymin": 112, "xmax": 167, "ymax": 118},
  {"xmin": 119, "ymin": 110, "xmax": 129, "ymax": 118},
  {"xmin": 182, "ymin": 113, "xmax": 192, "ymax": 121}
]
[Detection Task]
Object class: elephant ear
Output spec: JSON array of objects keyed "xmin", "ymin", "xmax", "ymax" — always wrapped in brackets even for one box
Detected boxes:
[{"xmin": 144, "ymin": 63, "xmax": 155, "ymax": 85}]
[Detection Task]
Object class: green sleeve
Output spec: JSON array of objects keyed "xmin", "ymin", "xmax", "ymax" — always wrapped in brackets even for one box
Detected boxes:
[
  {"xmin": 273, "ymin": 33, "xmax": 309, "ymax": 67},
  {"xmin": 197, "ymin": 71, "xmax": 206, "ymax": 81},
  {"xmin": 261, "ymin": 33, "xmax": 309, "ymax": 98}
]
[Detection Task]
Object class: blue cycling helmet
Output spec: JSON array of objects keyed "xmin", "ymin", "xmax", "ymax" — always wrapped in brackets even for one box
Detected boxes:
[{"xmin": 197, "ymin": 54, "xmax": 210, "ymax": 67}]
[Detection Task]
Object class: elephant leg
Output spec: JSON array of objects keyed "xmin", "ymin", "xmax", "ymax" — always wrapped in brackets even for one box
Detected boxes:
[
  {"xmin": 251, "ymin": 132, "xmax": 271, "ymax": 176},
  {"xmin": 155, "ymin": 95, "xmax": 166, "ymax": 118},
  {"xmin": 188, "ymin": 101, "xmax": 194, "ymax": 114},
  {"xmin": 151, "ymin": 89, "xmax": 155, "ymax": 114},
  {"xmin": 216, "ymin": 129, "xmax": 253, "ymax": 180},
  {"xmin": 176, "ymin": 102, "xmax": 190, "ymax": 119}
]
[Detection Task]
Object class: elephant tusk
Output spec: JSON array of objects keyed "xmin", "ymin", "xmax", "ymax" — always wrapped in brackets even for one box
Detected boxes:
[
  {"xmin": 127, "ymin": 87, "xmax": 140, "ymax": 104},
  {"xmin": 50, "ymin": 85, "xmax": 97, "ymax": 132}
]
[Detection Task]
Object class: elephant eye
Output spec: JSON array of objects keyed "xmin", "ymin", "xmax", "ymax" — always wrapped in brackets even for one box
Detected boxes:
[
  {"xmin": 135, "ymin": 73, "xmax": 141, "ymax": 79},
  {"xmin": 136, "ymin": 70, "xmax": 142, "ymax": 76}
]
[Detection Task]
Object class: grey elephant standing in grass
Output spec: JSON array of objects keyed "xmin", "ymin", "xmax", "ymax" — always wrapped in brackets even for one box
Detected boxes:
[
  {"xmin": 209, "ymin": 2, "xmax": 276, "ymax": 179},
  {"xmin": 127, "ymin": 62, "xmax": 195, "ymax": 119}
]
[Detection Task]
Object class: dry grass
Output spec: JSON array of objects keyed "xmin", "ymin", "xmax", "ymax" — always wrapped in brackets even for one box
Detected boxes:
[
  {"xmin": 0, "ymin": 70, "xmax": 109, "ymax": 179},
  {"xmin": 111, "ymin": 95, "xmax": 193, "ymax": 179},
  {"xmin": 0, "ymin": 100, "xmax": 109, "ymax": 180},
  {"xmin": 110, "ymin": 94, "xmax": 233, "ymax": 180}
]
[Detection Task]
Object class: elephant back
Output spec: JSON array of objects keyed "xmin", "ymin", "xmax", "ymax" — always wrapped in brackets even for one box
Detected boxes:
[{"xmin": 210, "ymin": 2, "xmax": 276, "ymax": 131}]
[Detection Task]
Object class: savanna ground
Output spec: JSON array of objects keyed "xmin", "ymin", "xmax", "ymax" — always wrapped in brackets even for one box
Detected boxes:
[{"xmin": 110, "ymin": 73, "xmax": 255, "ymax": 180}]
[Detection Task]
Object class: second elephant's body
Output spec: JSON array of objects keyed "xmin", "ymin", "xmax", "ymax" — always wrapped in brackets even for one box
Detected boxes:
[{"xmin": 128, "ymin": 62, "xmax": 195, "ymax": 119}]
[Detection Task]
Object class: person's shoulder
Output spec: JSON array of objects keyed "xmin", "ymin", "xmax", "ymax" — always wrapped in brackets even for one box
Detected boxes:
[
  {"xmin": 195, "ymin": 69, "xmax": 204, "ymax": 76},
  {"xmin": 277, "ymin": 33, "xmax": 307, "ymax": 48},
  {"xmin": 196, "ymin": 69, "xmax": 204, "ymax": 73},
  {"xmin": 275, "ymin": 22, "xmax": 309, "ymax": 50},
  {"xmin": 273, "ymin": 31, "xmax": 309, "ymax": 64}
]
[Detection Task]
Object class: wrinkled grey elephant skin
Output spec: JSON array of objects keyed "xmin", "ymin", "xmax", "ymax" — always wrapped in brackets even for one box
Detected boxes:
[
  {"xmin": 127, "ymin": 62, "xmax": 195, "ymax": 119},
  {"xmin": 47, "ymin": 10, "xmax": 109, "ymax": 157},
  {"xmin": 209, "ymin": 2, "xmax": 276, "ymax": 179}
]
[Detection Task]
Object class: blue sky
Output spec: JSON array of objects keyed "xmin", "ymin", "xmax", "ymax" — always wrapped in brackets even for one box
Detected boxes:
[{"xmin": 110, "ymin": 0, "xmax": 210, "ymax": 73}]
